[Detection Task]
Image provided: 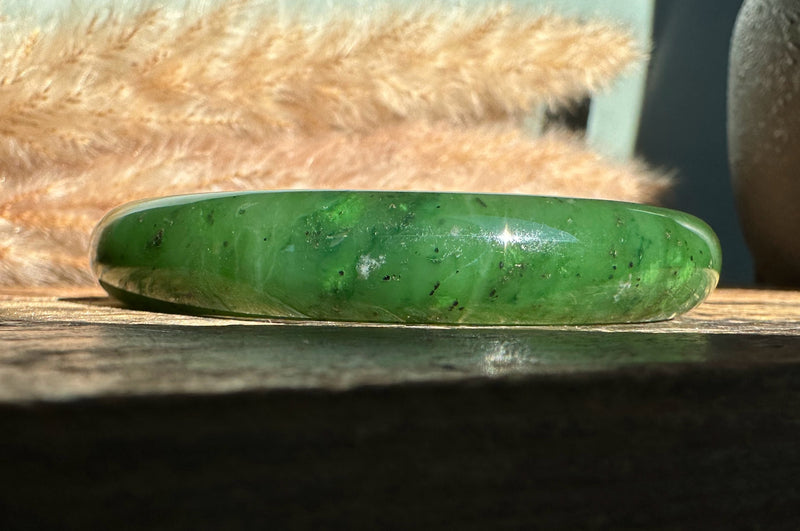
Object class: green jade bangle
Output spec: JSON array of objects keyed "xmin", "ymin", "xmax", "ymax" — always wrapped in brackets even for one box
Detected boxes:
[{"xmin": 91, "ymin": 191, "xmax": 721, "ymax": 325}]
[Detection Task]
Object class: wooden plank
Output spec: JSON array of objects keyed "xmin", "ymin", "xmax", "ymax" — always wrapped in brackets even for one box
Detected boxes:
[
  {"xmin": 3, "ymin": 287, "xmax": 800, "ymax": 528},
  {"xmin": 2, "ymin": 287, "xmax": 800, "ymax": 402},
  {"xmin": 2, "ymin": 286, "xmax": 800, "ymax": 333}
]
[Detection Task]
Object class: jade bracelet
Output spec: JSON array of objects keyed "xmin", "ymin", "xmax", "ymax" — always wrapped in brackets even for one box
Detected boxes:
[{"xmin": 91, "ymin": 191, "xmax": 721, "ymax": 325}]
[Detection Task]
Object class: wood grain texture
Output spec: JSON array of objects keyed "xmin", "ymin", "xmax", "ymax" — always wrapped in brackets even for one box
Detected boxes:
[
  {"xmin": 2, "ymin": 287, "xmax": 800, "ymax": 402},
  {"xmin": 2, "ymin": 286, "xmax": 799, "ymax": 332},
  {"xmin": 3, "ymin": 287, "xmax": 800, "ymax": 529}
]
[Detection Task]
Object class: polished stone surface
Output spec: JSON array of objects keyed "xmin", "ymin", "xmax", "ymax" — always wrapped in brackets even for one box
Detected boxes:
[{"xmin": 92, "ymin": 191, "xmax": 721, "ymax": 324}]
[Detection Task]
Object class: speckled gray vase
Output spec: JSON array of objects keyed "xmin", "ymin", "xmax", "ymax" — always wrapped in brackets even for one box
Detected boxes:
[{"xmin": 729, "ymin": 0, "xmax": 800, "ymax": 285}]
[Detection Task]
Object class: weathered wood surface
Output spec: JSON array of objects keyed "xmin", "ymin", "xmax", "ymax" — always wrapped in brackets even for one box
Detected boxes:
[
  {"xmin": 3, "ymin": 287, "xmax": 800, "ymax": 529},
  {"xmin": 1, "ymin": 287, "xmax": 800, "ymax": 402},
  {"xmin": 3, "ymin": 286, "xmax": 800, "ymax": 333}
]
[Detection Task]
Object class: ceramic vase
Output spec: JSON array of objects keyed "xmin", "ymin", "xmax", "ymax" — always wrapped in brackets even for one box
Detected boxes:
[{"xmin": 729, "ymin": 0, "xmax": 800, "ymax": 285}]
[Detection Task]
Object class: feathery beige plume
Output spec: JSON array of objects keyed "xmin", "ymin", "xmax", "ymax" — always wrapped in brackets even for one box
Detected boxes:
[
  {"xmin": 0, "ymin": 1, "xmax": 642, "ymax": 171},
  {"xmin": 0, "ymin": 1, "xmax": 662, "ymax": 287},
  {"xmin": 1, "ymin": 122, "xmax": 670, "ymax": 286}
]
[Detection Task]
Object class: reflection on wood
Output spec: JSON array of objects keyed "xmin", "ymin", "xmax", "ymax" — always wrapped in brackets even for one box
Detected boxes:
[{"xmin": 1, "ymin": 287, "xmax": 799, "ymax": 401}]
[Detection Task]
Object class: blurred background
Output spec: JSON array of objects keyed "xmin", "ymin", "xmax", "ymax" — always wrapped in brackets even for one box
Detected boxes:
[
  {"xmin": 637, "ymin": 0, "xmax": 749, "ymax": 286},
  {"xmin": 527, "ymin": 0, "xmax": 750, "ymax": 285},
  {"xmin": 6, "ymin": 0, "xmax": 752, "ymax": 285}
]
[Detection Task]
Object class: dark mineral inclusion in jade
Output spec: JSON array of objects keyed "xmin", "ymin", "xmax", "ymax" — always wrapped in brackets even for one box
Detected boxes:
[{"xmin": 91, "ymin": 191, "xmax": 722, "ymax": 325}]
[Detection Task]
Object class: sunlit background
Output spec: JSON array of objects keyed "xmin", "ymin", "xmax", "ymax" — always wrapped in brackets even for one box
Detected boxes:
[{"xmin": 5, "ymin": 0, "xmax": 750, "ymax": 284}]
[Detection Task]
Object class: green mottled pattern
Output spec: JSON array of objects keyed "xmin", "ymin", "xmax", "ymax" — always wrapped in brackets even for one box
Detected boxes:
[{"xmin": 91, "ymin": 191, "xmax": 721, "ymax": 325}]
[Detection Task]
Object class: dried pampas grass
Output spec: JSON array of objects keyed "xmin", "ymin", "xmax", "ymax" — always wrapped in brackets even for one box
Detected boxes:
[
  {"xmin": 0, "ymin": 1, "xmax": 666, "ymax": 287},
  {"xmin": 2, "ymin": 123, "xmax": 670, "ymax": 286},
  {"xmin": 0, "ymin": 1, "xmax": 642, "ymax": 171}
]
